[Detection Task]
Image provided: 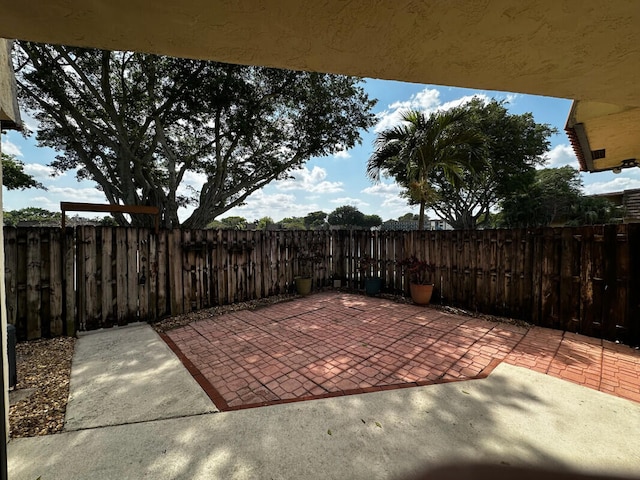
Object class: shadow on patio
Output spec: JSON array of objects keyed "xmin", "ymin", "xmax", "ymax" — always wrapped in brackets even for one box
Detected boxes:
[{"xmin": 162, "ymin": 292, "xmax": 640, "ymax": 409}]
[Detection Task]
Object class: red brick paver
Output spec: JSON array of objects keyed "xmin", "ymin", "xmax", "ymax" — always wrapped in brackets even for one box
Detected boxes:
[{"xmin": 162, "ymin": 293, "xmax": 640, "ymax": 410}]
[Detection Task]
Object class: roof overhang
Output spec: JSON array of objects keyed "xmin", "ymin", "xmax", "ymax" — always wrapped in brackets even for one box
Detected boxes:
[
  {"xmin": 565, "ymin": 101, "xmax": 639, "ymax": 173},
  {"xmin": 0, "ymin": 1, "xmax": 639, "ymax": 170}
]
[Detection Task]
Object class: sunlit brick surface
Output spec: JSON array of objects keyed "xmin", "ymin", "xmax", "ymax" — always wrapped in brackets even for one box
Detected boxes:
[{"xmin": 164, "ymin": 293, "xmax": 640, "ymax": 409}]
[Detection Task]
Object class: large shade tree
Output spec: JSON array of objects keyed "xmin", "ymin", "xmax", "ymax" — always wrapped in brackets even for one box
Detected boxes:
[
  {"xmin": 1, "ymin": 152, "xmax": 45, "ymax": 190},
  {"xmin": 499, "ymin": 166, "xmax": 619, "ymax": 227},
  {"xmin": 429, "ymin": 98, "xmax": 555, "ymax": 229},
  {"xmin": 14, "ymin": 42, "xmax": 376, "ymax": 228},
  {"xmin": 367, "ymin": 109, "xmax": 484, "ymax": 230}
]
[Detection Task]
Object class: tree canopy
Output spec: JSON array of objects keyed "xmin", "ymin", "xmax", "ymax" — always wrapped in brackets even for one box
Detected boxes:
[
  {"xmin": 367, "ymin": 108, "xmax": 484, "ymax": 230},
  {"xmin": 429, "ymin": 98, "xmax": 555, "ymax": 229},
  {"xmin": 1, "ymin": 152, "xmax": 45, "ymax": 190},
  {"xmin": 206, "ymin": 216, "xmax": 247, "ymax": 230},
  {"xmin": 327, "ymin": 205, "xmax": 382, "ymax": 229},
  {"xmin": 14, "ymin": 42, "xmax": 376, "ymax": 228},
  {"xmin": 499, "ymin": 166, "xmax": 619, "ymax": 227},
  {"xmin": 304, "ymin": 211, "xmax": 328, "ymax": 229}
]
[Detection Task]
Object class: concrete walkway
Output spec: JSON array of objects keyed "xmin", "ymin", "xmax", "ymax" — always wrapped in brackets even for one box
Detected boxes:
[
  {"xmin": 65, "ymin": 323, "xmax": 217, "ymax": 430},
  {"xmin": 7, "ymin": 299, "xmax": 640, "ymax": 479},
  {"xmin": 8, "ymin": 358, "xmax": 640, "ymax": 479}
]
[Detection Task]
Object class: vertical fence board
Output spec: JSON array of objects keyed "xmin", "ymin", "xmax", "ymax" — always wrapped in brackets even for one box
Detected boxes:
[
  {"xmin": 49, "ymin": 229, "xmax": 63, "ymax": 336},
  {"xmin": 559, "ymin": 228, "xmax": 576, "ymax": 332},
  {"xmin": 579, "ymin": 227, "xmax": 594, "ymax": 336},
  {"xmin": 63, "ymin": 227, "xmax": 76, "ymax": 336},
  {"xmin": 156, "ymin": 230, "xmax": 168, "ymax": 317},
  {"xmin": 148, "ymin": 231, "xmax": 158, "ymax": 320},
  {"xmin": 25, "ymin": 229, "xmax": 42, "ymax": 339},
  {"xmin": 100, "ymin": 227, "xmax": 115, "ymax": 327},
  {"xmin": 610, "ymin": 224, "xmax": 629, "ymax": 342},
  {"xmin": 83, "ymin": 227, "xmax": 99, "ymax": 330},
  {"xmin": 602, "ymin": 225, "xmax": 618, "ymax": 340},
  {"xmin": 4, "ymin": 228, "xmax": 17, "ymax": 329},
  {"xmin": 38, "ymin": 230, "xmax": 51, "ymax": 338},
  {"xmin": 126, "ymin": 228, "xmax": 139, "ymax": 320},
  {"xmin": 628, "ymin": 224, "xmax": 640, "ymax": 346},
  {"xmin": 115, "ymin": 228, "xmax": 128, "ymax": 325},
  {"xmin": 138, "ymin": 228, "xmax": 150, "ymax": 322}
]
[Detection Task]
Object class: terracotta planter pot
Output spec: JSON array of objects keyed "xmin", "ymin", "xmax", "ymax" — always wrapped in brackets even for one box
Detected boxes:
[
  {"xmin": 409, "ymin": 283, "xmax": 434, "ymax": 305},
  {"xmin": 295, "ymin": 277, "xmax": 312, "ymax": 295}
]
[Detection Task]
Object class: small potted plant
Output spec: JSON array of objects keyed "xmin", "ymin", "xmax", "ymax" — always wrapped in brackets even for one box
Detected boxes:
[
  {"xmin": 295, "ymin": 247, "xmax": 324, "ymax": 295},
  {"xmin": 398, "ymin": 254, "xmax": 435, "ymax": 305},
  {"xmin": 359, "ymin": 254, "xmax": 382, "ymax": 296}
]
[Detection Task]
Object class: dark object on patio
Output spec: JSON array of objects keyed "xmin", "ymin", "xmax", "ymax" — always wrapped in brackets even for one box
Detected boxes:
[
  {"xmin": 7, "ymin": 324, "xmax": 17, "ymax": 388},
  {"xmin": 364, "ymin": 277, "xmax": 382, "ymax": 296}
]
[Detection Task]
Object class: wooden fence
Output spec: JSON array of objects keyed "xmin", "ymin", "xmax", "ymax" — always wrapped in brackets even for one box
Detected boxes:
[{"xmin": 4, "ymin": 225, "xmax": 640, "ymax": 345}]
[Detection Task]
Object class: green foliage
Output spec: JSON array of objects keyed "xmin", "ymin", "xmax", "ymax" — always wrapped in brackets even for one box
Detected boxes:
[
  {"xmin": 327, "ymin": 205, "xmax": 365, "ymax": 227},
  {"xmin": 15, "ymin": 42, "xmax": 376, "ymax": 228},
  {"xmin": 3, "ymin": 207, "xmax": 61, "ymax": 226},
  {"xmin": 500, "ymin": 166, "xmax": 619, "ymax": 227},
  {"xmin": 362, "ymin": 214, "xmax": 382, "ymax": 228},
  {"xmin": 279, "ymin": 216, "xmax": 306, "ymax": 230},
  {"xmin": 304, "ymin": 211, "xmax": 328, "ymax": 229},
  {"xmin": 397, "ymin": 213, "xmax": 419, "ymax": 222},
  {"xmin": 256, "ymin": 216, "xmax": 274, "ymax": 230},
  {"xmin": 326, "ymin": 206, "xmax": 382, "ymax": 229},
  {"xmin": 429, "ymin": 97, "xmax": 555, "ymax": 229},
  {"xmin": 367, "ymin": 108, "xmax": 484, "ymax": 230},
  {"xmin": 206, "ymin": 216, "xmax": 247, "ymax": 229},
  {"xmin": 97, "ymin": 216, "xmax": 119, "ymax": 226},
  {"xmin": 1, "ymin": 153, "xmax": 45, "ymax": 190}
]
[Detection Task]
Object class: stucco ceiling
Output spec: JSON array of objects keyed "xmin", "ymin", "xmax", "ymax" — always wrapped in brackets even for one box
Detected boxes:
[{"xmin": 0, "ymin": 0, "xmax": 638, "ymax": 171}]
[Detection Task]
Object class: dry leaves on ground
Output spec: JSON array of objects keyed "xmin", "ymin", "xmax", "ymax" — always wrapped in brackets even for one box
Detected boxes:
[{"xmin": 9, "ymin": 336, "xmax": 76, "ymax": 438}]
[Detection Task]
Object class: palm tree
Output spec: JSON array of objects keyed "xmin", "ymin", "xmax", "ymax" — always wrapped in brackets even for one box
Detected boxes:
[{"xmin": 367, "ymin": 109, "xmax": 484, "ymax": 230}]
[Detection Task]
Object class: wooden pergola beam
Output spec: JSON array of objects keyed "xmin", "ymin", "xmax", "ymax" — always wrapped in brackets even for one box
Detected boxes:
[{"xmin": 60, "ymin": 202, "xmax": 160, "ymax": 234}]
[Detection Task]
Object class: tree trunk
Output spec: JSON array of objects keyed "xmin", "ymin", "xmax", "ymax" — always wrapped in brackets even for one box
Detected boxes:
[{"xmin": 418, "ymin": 200, "xmax": 425, "ymax": 230}]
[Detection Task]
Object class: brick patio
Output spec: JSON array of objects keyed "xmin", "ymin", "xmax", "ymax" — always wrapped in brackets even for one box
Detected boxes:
[{"xmin": 162, "ymin": 292, "xmax": 640, "ymax": 410}]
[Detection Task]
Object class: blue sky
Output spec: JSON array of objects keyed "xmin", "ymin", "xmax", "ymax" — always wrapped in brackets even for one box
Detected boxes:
[{"xmin": 2, "ymin": 78, "xmax": 640, "ymax": 223}]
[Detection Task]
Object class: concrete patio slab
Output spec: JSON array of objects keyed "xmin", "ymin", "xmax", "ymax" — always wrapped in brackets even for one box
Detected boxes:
[
  {"xmin": 9, "ymin": 363, "xmax": 640, "ymax": 480},
  {"xmin": 64, "ymin": 323, "xmax": 217, "ymax": 431}
]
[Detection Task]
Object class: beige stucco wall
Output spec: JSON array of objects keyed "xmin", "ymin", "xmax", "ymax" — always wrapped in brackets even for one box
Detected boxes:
[
  {"xmin": 0, "ymin": 37, "xmax": 20, "ymax": 443},
  {"xmin": 0, "ymin": 39, "xmax": 20, "ymax": 127}
]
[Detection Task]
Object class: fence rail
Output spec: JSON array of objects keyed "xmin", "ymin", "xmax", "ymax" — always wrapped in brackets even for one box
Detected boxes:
[{"xmin": 4, "ymin": 225, "xmax": 639, "ymax": 345}]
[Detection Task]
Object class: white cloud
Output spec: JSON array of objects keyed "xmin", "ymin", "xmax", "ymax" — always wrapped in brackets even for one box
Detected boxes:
[
  {"xmin": 439, "ymin": 94, "xmax": 490, "ymax": 112},
  {"xmin": 47, "ymin": 186, "xmax": 107, "ymax": 203},
  {"xmin": 276, "ymin": 166, "xmax": 343, "ymax": 193},
  {"xmin": 374, "ymin": 89, "xmax": 490, "ymax": 133},
  {"xmin": 30, "ymin": 196, "xmax": 58, "ymax": 211},
  {"xmin": 181, "ymin": 171, "xmax": 207, "ymax": 190},
  {"xmin": 333, "ymin": 150, "xmax": 351, "ymax": 159},
  {"xmin": 361, "ymin": 182, "xmax": 413, "ymax": 219},
  {"xmin": 361, "ymin": 182, "xmax": 403, "ymax": 196},
  {"xmin": 583, "ymin": 177, "xmax": 640, "ymax": 195},
  {"xmin": 23, "ymin": 163, "xmax": 56, "ymax": 180},
  {"xmin": 503, "ymin": 93, "xmax": 519, "ymax": 105},
  {"xmin": 329, "ymin": 197, "xmax": 370, "ymax": 208},
  {"xmin": 1, "ymin": 139, "xmax": 22, "ymax": 157},
  {"xmin": 545, "ymin": 144, "xmax": 579, "ymax": 169},
  {"xmin": 221, "ymin": 190, "xmax": 322, "ymax": 222}
]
